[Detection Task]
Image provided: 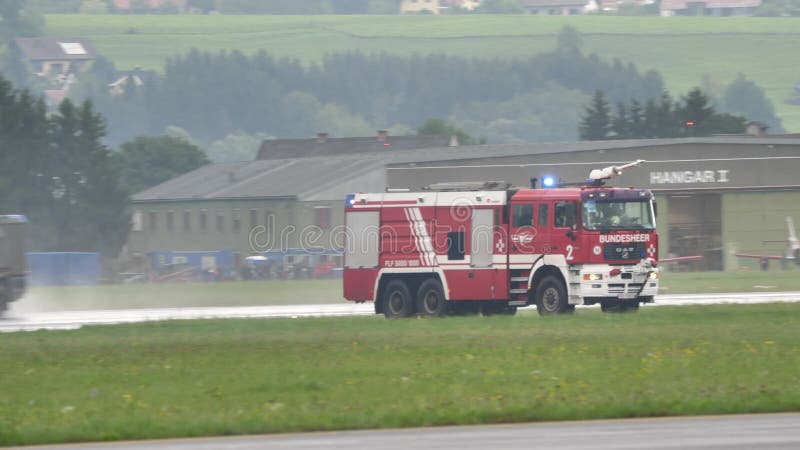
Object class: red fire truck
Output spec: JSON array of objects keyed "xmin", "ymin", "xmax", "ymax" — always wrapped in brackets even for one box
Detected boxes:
[{"xmin": 343, "ymin": 160, "xmax": 659, "ymax": 317}]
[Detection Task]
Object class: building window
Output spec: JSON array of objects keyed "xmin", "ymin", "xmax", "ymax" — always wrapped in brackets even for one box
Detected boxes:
[
  {"xmin": 148, "ymin": 211, "xmax": 157, "ymax": 231},
  {"xmin": 166, "ymin": 210, "xmax": 174, "ymax": 232},
  {"xmin": 232, "ymin": 208, "xmax": 241, "ymax": 233},
  {"xmin": 183, "ymin": 210, "xmax": 191, "ymax": 231},
  {"xmin": 132, "ymin": 210, "xmax": 143, "ymax": 231},
  {"xmin": 315, "ymin": 206, "xmax": 331, "ymax": 230},
  {"xmin": 199, "ymin": 209, "xmax": 207, "ymax": 231},
  {"xmin": 216, "ymin": 210, "xmax": 224, "ymax": 232},
  {"xmin": 250, "ymin": 208, "xmax": 258, "ymax": 229}
]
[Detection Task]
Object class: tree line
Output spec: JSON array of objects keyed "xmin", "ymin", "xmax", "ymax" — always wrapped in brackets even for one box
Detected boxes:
[
  {"xmin": 578, "ymin": 88, "xmax": 747, "ymax": 141},
  {"xmin": 0, "ymin": 76, "xmax": 129, "ymax": 256},
  {"xmin": 76, "ymin": 28, "xmax": 665, "ymax": 146},
  {"xmin": 0, "ymin": 75, "xmax": 211, "ymax": 255}
]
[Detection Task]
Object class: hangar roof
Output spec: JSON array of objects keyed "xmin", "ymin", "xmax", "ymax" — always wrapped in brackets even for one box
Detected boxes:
[{"xmin": 133, "ymin": 136, "xmax": 800, "ymax": 203}]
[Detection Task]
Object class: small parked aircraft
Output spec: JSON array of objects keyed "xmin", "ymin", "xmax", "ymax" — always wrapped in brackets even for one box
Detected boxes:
[{"xmin": 734, "ymin": 216, "xmax": 800, "ymax": 270}]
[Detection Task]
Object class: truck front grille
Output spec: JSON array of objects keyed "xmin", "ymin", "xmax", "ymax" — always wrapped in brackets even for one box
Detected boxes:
[
  {"xmin": 608, "ymin": 283, "xmax": 644, "ymax": 295},
  {"xmin": 604, "ymin": 243, "xmax": 646, "ymax": 261}
]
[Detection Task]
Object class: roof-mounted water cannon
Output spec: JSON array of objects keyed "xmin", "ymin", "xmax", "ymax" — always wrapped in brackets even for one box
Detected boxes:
[{"xmin": 587, "ymin": 159, "xmax": 645, "ymax": 185}]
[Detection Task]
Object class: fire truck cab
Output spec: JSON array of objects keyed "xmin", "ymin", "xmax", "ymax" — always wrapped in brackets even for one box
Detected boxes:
[{"xmin": 343, "ymin": 161, "xmax": 659, "ymax": 317}]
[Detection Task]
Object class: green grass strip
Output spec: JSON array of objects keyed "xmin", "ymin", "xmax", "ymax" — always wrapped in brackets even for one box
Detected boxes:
[{"xmin": 1, "ymin": 303, "xmax": 799, "ymax": 445}]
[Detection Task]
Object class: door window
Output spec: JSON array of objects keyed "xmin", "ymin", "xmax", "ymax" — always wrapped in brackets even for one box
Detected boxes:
[
  {"xmin": 554, "ymin": 201, "xmax": 577, "ymax": 228},
  {"xmin": 512, "ymin": 204, "xmax": 533, "ymax": 227}
]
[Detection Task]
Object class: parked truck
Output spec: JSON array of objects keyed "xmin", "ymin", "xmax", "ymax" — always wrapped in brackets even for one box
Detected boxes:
[
  {"xmin": 343, "ymin": 161, "xmax": 659, "ymax": 317},
  {"xmin": 0, "ymin": 215, "xmax": 28, "ymax": 313}
]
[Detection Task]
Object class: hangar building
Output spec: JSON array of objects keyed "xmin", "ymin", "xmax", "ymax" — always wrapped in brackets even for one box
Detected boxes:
[
  {"xmin": 128, "ymin": 135, "xmax": 800, "ymax": 272},
  {"xmin": 386, "ymin": 136, "xmax": 800, "ymax": 271}
]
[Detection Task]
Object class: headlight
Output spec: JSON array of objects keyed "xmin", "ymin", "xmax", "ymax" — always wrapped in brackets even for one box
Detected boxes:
[
  {"xmin": 648, "ymin": 272, "xmax": 659, "ymax": 280},
  {"xmin": 583, "ymin": 273, "xmax": 603, "ymax": 281}
]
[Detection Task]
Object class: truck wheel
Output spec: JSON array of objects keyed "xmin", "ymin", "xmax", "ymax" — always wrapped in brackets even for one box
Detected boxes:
[
  {"xmin": 535, "ymin": 276, "xmax": 569, "ymax": 316},
  {"xmin": 382, "ymin": 280, "xmax": 415, "ymax": 319},
  {"xmin": 416, "ymin": 279, "xmax": 447, "ymax": 317}
]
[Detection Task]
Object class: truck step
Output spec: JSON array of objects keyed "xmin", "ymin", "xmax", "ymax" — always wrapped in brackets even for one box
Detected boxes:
[
  {"xmin": 508, "ymin": 300, "xmax": 527, "ymax": 306},
  {"xmin": 509, "ymin": 288, "xmax": 528, "ymax": 294},
  {"xmin": 510, "ymin": 277, "xmax": 528, "ymax": 282}
]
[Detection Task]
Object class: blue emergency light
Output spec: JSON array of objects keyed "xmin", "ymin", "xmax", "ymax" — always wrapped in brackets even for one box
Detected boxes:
[
  {"xmin": 345, "ymin": 193, "xmax": 356, "ymax": 208},
  {"xmin": 542, "ymin": 176, "xmax": 556, "ymax": 188}
]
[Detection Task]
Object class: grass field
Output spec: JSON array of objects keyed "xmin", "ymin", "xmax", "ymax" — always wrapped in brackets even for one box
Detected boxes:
[
  {"xmin": 12, "ymin": 269, "xmax": 800, "ymax": 312},
  {"xmin": 1, "ymin": 303, "xmax": 799, "ymax": 445},
  {"xmin": 44, "ymin": 15, "xmax": 800, "ymax": 131}
]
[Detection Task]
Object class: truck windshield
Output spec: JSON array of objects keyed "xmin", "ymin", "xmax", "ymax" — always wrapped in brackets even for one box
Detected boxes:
[{"xmin": 582, "ymin": 200, "xmax": 654, "ymax": 231}]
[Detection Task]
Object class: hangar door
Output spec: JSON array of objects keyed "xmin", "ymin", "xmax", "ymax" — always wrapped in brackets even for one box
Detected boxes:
[{"xmin": 667, "ymin": 194, "xmax": 722, "ymax": 271}]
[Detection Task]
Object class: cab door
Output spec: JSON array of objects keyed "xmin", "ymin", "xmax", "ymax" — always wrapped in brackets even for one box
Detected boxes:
[
  {"xmin": 509, "ymin": 202, "xmax": 536, "ymax": 256},
  {"xmin": 547, "ymin": 200, "xmax": 579, "ymax": 263}
]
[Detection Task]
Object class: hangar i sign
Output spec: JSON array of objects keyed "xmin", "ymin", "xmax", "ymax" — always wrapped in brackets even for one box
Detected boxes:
[{"xmin": 649, "ymin": 169, "xmax": 730, "ymax": 185}]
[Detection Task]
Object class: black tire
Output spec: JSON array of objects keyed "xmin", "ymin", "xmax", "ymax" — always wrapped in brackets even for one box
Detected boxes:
[
  {"xmin": 382, "ymin": 280, "xmax": 415, "ymax": 319},
  {"xmin": 416, "ymin": 279, "xmax": 447, "ymax": 317},
  {"xmin": 535, "ymin": 276, "xmax": 569, "ymax": 316}
]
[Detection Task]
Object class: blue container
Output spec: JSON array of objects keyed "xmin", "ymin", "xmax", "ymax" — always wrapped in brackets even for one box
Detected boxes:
[{"xmin": 26, "ymin": 252, "xmax": 100, "ymax": 286}]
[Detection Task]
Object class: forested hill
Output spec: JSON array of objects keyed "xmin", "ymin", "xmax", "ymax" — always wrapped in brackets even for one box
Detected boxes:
[{"xmin": 81, "ymin": 40, "xmax": 664, "ymax": 145}]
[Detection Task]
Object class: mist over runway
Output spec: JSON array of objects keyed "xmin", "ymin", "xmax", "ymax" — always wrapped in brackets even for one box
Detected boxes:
[{"xmin": 2, "ymin": 291, "xmax": 800, "ymax": 333}]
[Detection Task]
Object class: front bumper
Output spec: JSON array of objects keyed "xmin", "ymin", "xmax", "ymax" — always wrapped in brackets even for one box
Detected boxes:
[{"xmin": 572, "ymin": 262, "xmax": 659, "ymax": 304}]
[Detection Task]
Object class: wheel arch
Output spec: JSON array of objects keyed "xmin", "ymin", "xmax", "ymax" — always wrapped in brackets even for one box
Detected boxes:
[
  {"xmin": 528, "ymin": 257, "xmax": 569, "ymax": 303},
  {"xmin": 374, "ymin": 270, "xmax": 448, "ymax": 314}
]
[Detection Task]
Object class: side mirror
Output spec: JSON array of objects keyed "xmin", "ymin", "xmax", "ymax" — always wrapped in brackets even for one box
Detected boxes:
[{"xmin": 653, "ymin": 201, "xmax": 658, "ymax": 218}]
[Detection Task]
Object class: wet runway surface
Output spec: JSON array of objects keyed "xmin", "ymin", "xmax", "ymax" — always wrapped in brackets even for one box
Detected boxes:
[
  {"xmin": 10, "ymin": 413, "xmax": 800, "ymax": 450},
  {"xmin": 2, "ymin": 291, "xmax": 800, "ymax": 333}
]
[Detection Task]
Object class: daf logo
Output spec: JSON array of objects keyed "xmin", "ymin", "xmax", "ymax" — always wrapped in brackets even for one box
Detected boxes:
[{"xmin": 616, "ymin": 246, "xmax": 636, "ymax": 259}]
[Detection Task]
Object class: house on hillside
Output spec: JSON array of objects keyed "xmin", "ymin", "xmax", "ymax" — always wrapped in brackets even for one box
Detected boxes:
[
  {"xmin": 659, "ymin": 0, "xmax": 761, "ymax": 16},
  {"xmin": 400, "ymin": 0, "xmax": 442, "ymax": 14},
  {"xmin": 257, "ymin": 131, "xmax": 459, "ymax": 160},
  {"xmin": 521, "ymin": 0, "xmax": 589, "ymax": 15},
  {"xmin": 440, "ymin": 0, "xmax": 482, "ymax": 10},
  {"xmin": 112, "ymin": 0, "xmax": 188, "ymax": 12},
  {"xmin": 12, "ymin": 37, "xmax": 96, "ymax": 79},
  {"xmin": 584, "ymin": 0, "xmax": 655, "ymax": 13}
]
